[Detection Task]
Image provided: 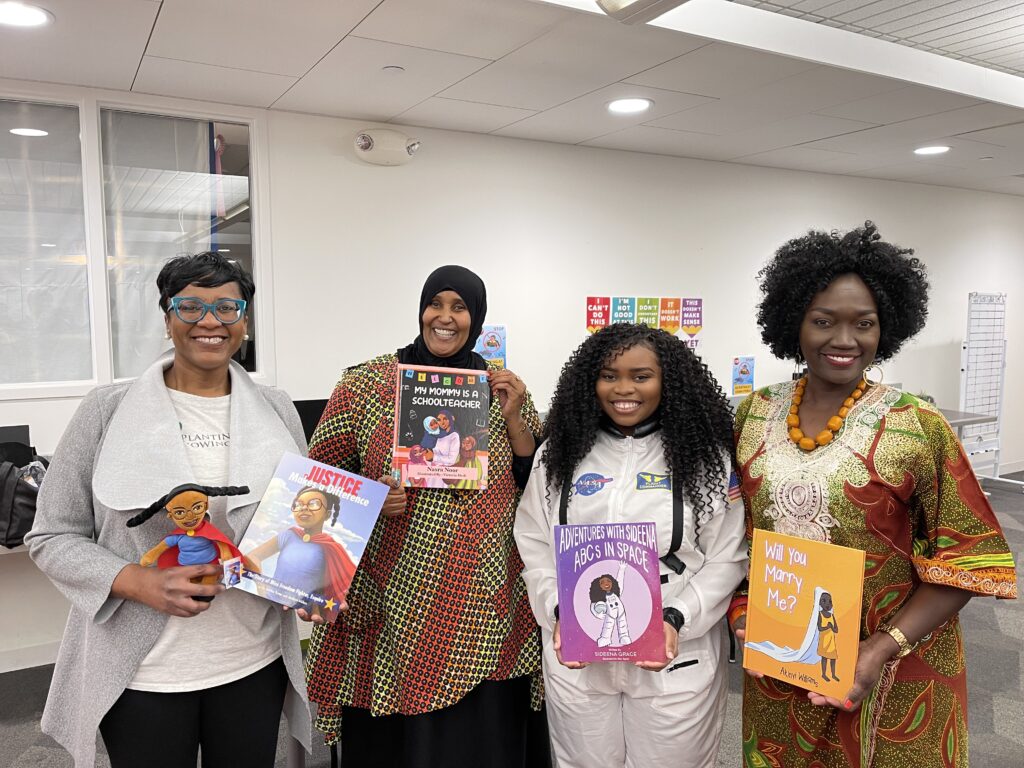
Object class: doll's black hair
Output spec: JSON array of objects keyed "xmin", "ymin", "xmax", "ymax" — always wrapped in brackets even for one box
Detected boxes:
[
  {"xmin": 126, "ymin": 483, "xmax": 250, "ymax": 527},
  {"xmin": 756, "ymin": 221, "xmax": 929, "ymax": 362},
  {"xmin": 589, "ymin": 575, "xmax": 621, "ymax": 602}
]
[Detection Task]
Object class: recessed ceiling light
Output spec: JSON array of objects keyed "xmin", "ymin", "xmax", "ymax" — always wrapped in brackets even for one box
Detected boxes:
[
  {"xmin": 9, "ymin": 127, "xmax": 48, "ymax": 137},
  {"xmin": 0, "ymin": 2, "xmax": 52, "ymax": 27},
  {"xmin": 979, "ymin": 156, "xmax": 994, "ymax": 161},
  {"xmin": 608, "ymin": 98, "xmax": 653, "ymax": 115},
  {"xmin": 217, "ymin": 248, "xmax": 231, "ymax": 253},
  {"xmin": 914, "ymin": 145, "xmax": 950, "ymax": 155},
  {"xmin": 382, "ymin": 65, "xmax": 405, "ymax": 75},
  {"xmin": 40, "ymin": 242, "xmax": 56, "ymax": 247}
]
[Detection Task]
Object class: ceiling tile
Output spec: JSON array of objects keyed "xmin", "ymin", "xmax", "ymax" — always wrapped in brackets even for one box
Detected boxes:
[
  {"xmin": 646, "ymin": 65, "xmax": 901, "ymax": 135},
  {"xmin": 815, "ymin": 85, "xmax": 982, "ymax": 124},
  {"xmin": 272, "ymin": 37, "xmax": 490, "ymax": 121},
  {"xmin": 624, "ymin": 42, "xmax": 814, "ymax": 99},
  {"xmin": 393, "ymin": 98, "xmax": 536, "ymax": 133},
  {"xmin": 132, "ymin": 57, "xmax": 297, "ymax": 108},
  {"xmin": 581, "ymin": 125, "xmax": 744, "ymax": 162},
  {"xmin": 733, "ymin": 146, "xmax": 880, "ymax": 174},
  {"xmin": 0, "ymin": 0, "xmax": 158, "ymax": 90},
  {"xmin": 439, "ymin": 13, "xmax": 707, "ymax": 111},
  {"xmin": 352, "ymin": 0, "xmax": 567, "ymax": 60},
  {"xmin": 955, "ymin": 122, "xmax": 1024, "ymax": 149},
  {"xmin": 493, "ymin": 84, "xmax": 715, "ymax": 145},
  {"xmin": 146, "ymin": 0, "xmax": 384, "ymax": 77}
]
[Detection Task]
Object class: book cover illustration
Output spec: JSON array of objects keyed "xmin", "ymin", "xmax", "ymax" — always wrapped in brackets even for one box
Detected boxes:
[
  {"xmin": 232, "ymin": 452, "xmax": 388, "ymax": 621},
  {"xmin": 743, "ymin": 529, "xmax": 865, "ymax": 700},
  {"xmin": 555, "ymin": 522, "xmax": 664, "ymax": 663},
  {"xmin": 393, "ymin": 364, "xmax": 491, "ymax": 490},
  {"xmin": 473, "ymin": 324, "xmax": 507, "ymax": 368},
  {"xmin": 732, "ymin": 355, "xmax": 755, "ymax": 396}
]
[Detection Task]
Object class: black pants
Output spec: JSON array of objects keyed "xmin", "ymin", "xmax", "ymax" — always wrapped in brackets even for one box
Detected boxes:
[
  {"xmin": 341, "ymin": 676, "xmax": 551, "ymax": 768},
  {"xmin": 100, "ymin": 657, "xmax": 288, "ymax": 768}
]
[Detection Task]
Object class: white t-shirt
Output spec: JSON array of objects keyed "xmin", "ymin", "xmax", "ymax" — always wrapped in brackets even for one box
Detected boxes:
[{"xmin": 127, "ymin": 388, "xmax": 281, "ymax": 692}]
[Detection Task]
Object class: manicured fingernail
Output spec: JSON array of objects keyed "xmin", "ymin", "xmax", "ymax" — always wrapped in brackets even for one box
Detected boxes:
[{"xmin": 844, "ymin": 699, "xmax": 853, "ymax": 709}]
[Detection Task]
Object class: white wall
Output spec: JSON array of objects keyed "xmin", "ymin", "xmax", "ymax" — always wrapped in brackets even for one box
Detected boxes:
[
  {"xmin": 267, "ymin": 109, "xmax": 1024, "ymax": 468},
  {"xmin": 3, "ymin": 100, "xmax": 1023, "ymax": 671}
]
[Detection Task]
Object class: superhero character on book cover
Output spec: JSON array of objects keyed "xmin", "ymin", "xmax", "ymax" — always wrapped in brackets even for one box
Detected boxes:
[
  {"xmin": 244, "ymin": 486, "xmax": 355, "ymax": 619},
  {"xmin": 127, "ymin": 484, "xmax": 252, "ymax": 600},
  {"xmin": 589, "ymin": 561, "xmax": 632, "ymax": 648}
]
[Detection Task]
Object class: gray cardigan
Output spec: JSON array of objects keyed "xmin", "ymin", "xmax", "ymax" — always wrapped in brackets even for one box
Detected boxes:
[{"xmin": 26, "ymin": 356, "xmax": 312, "ymax": 767}]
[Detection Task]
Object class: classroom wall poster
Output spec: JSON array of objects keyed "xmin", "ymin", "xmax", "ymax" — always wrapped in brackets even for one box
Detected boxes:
[
  {"xmin": 585, "ymin": 295, "xmax": 702, "ymax": 349},
  {"xmin": 474, "ymin": 324, "xmax": 507, "ymax": 368},
  {"xmin": 732, "ymin": 355, "xmax": 755, "ymax": 396},
  {"xmin": 587, "ymin": 297, "xmax": 611, "ymax": 333},
  {"xmin": 743, "ymin": 529, "xmax": 865, "ymax": 701}
]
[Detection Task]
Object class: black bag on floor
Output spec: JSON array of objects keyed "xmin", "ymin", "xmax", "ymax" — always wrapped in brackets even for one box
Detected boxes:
[{"xmin": 0, "ymin": 457, "xmax": 47, "ymax": 549}]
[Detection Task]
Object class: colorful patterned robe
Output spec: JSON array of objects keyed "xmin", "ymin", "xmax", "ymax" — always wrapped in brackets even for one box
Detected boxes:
[
  {"xmin": 734, "ymin": 382, "xmax": 1017, "ymax": 768},
  {"xmin": 304, "ymin": 354, "xmax": 543, "ymax": 743}
]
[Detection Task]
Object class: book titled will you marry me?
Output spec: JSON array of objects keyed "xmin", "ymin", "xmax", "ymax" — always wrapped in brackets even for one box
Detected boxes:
[
  {"xmin": 743, "ymin": 529, "xmax": 865, "ymax": 701},
  {"xmin": 393, "ymin": 363, "xmax": 491, "ymax": 490}
]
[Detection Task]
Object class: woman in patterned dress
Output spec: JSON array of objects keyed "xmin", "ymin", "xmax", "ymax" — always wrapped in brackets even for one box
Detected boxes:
[
  {"xmin": 303, "ymin": 265, "xmax": 549, "ymax": 767},
  {"xmin": 731, "ymin": 222, "xmax": 1017, "ymax": 767}
]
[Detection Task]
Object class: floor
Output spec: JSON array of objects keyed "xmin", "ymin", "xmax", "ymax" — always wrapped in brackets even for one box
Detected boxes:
[{"xmin": 2, "ymin": 476, "xmax": 1020, "ymax": 768}]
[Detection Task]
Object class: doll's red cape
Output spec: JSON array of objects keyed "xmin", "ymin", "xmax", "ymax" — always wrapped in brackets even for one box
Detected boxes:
[
  {"xmin": 157, "ymin": 518, "xmax": 243, "ymax": 569},
  {"xmin": 291, "ymin": 527, "xmax": 356, "ymax": 607}
]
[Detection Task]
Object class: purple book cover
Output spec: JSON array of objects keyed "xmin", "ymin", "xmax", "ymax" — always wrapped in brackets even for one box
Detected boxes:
[{"xmin": 554, "ymin": 522, "xmax": 664, "ymax": 663}]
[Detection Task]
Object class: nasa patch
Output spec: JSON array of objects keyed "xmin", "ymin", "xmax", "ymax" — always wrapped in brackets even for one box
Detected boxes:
[{"xmin": 574, "ymin": 473, "xmax": 613, "ymax": 496}]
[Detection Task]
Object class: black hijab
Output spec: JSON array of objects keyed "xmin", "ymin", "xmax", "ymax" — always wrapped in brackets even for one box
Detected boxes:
[{"xmin": 398, "ymin": 265, "xmax": 488, "ymax": 370}]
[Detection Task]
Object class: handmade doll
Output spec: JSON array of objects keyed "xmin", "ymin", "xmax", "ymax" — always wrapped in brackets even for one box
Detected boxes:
[{"xmin": 127, "ymin": 483, "xmax": 251, "ymax": 597}]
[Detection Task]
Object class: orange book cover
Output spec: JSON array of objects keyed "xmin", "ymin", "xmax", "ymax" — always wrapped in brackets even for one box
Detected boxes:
[{"xmin": 743, "ymin": 529, "xmax": 865, "ymax": 701}]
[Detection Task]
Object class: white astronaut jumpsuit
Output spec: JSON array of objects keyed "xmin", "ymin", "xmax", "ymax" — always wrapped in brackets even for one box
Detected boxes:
[{"xmin": 514, "ymin": 428, "xmax": 747, "ymax": 768}]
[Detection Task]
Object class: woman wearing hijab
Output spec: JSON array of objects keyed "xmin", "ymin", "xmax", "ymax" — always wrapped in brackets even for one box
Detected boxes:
[{"xmin": 304, "ymin": 265, "xmax": 549, "ymax": 767}]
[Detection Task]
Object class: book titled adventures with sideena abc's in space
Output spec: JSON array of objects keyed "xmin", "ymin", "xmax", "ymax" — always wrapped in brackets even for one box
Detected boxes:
[
  {"xmin": 555, "ymin": 521, "xmax": 664, "ymax": 663},
  {"xmin": 229, "ymin": 453, "xmax": 388, "ymax": 622},
  {"xmin": 393, "ymin": 363, "xmax": 491, "ymax": 490}
]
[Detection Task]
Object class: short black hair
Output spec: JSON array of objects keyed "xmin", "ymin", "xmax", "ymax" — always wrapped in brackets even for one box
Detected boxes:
[
  {"xmin": 756, "ymin": 221, "xmax": 929, "ymax": 362},
  {"xmin": 541, "ymin": 323, "xmax": 734, "ymax": 524},
  {"xmin": 156, "ymin": 251, "xmax": 255, "ymax": 312}
]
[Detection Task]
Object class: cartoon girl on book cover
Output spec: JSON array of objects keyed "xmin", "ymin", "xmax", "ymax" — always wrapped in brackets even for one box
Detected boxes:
[
  {"xmin": 816, "ymin": 591, "xmax": 839, "ymax": 681},
  {"xmin": 745, "ymin": 585, "xmax": 830, "ymax": 666},
  {"xmin": 590, "ymin": 561, "xmax": 632, "ymax": 647},
  {"xmin": 245, "ymin": 486, "xmax": 355, "ymax": 618}
]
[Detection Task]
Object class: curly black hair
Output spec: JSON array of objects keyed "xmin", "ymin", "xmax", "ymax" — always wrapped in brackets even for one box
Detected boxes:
[
  {"xmin": 541, "ymin": 323, "xmax": 734, "ymax": 524},
  {"xmin": 756, "ymin": 221, "xmax": 929, "ymax": 362},
  {"xmin": 589, "ymin": 575, "xmax": 621, "ymax": 603}
]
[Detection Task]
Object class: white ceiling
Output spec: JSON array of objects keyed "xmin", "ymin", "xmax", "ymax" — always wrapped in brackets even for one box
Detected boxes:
[{"xmin": 1, "ymin": 0, "xmax": 1024, "ymax": 196}]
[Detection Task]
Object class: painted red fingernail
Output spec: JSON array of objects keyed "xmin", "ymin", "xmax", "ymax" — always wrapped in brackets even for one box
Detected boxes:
[{"xmin": 844, "ymin": 699, "xmax": 853, "ymax": 709}]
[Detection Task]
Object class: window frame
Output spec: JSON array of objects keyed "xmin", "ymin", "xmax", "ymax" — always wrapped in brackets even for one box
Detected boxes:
[{"xmin": 0, "ymin": 79, "xmax": 277, "ymax": 400}]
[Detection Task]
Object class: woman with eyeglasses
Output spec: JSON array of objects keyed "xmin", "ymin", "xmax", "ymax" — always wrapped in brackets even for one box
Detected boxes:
[{"xmin": 27, "ymin": 252, "xmax": 311, "ymax": 768}]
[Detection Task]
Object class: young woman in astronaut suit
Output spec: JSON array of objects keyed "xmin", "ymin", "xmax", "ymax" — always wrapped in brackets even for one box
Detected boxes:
[{"xmin": 514, "ymin": 323, "xmax": 746, "ymax": 768}]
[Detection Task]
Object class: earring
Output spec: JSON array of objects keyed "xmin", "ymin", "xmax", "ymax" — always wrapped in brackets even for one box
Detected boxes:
[
  {"xmin": 165, "ymin": 330, "xmax": 171, "ymax": 339},
  {"xmin": 863, "ymin": 364, "xmax": 884, "ymax": 386},
  {"xmin": 243, "ymin": 333, "xmax": 250, "ymax": 341},
  {"xmin": 792, "ymin": 356, "xmax": 805, "ymax": 381}
]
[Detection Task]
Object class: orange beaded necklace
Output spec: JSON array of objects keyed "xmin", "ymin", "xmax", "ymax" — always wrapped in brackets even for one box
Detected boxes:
[{"xmin": 786, "ymin": 376, "xmax": 867, "ymax": 451}]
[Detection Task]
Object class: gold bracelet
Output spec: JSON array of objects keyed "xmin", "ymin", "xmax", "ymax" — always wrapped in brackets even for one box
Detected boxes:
[
  {"xmin": 877, "ymin": 622, "xmax": 915, "ymax": 658},
  {"xmin": 509, "ymin": 420, "xmax": 529, "ymax": 436}
]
